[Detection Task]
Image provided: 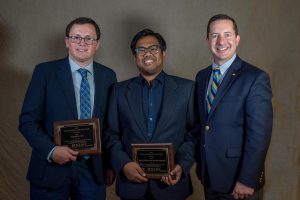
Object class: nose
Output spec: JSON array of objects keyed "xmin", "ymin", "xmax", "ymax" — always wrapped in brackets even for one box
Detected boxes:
[
  {"xmin": 217, "ymin": 35, "xmax": 225, "ymax": 45},
  {"xmin": 78, "ymin": 38, "xmax": 87, "ymax": 45},
  {"xmin": 143, "ymin": 49, "xmax": 152, "ymax": 56}
]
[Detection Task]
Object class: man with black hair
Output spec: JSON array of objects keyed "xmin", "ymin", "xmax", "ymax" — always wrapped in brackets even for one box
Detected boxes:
[{"xmin": 105, "ymin": 29, "xmax": 197, "ymax": 200}]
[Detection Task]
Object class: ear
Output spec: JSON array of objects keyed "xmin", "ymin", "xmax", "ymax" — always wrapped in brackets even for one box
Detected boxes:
[
  {"xmin": 133, "ymin": 54, "xmax": 138, "ymax": 63},
  {"xmin": 95, "ymin": 40, "xmax": 100, "ymax": 50},
  {"xmin": 65, "ymin": 37, "xmax": 70, "ymax": 48},
  {"xmin": 236, "ymin": 35, "xmax": 241, "ymax": 47}
]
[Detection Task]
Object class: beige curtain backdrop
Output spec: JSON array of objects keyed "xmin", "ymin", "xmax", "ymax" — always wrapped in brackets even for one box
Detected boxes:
[{"xmin": 0, "ymin": 0, "xmax": 299, "ymax": 199}]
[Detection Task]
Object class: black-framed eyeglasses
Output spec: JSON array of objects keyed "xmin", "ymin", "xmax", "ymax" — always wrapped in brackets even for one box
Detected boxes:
[
  {"xmin": 68, "ymin": 35, "xmax": 98, "ymax": 45},
  {"xmin": 135, "ymin": 45, "xmax": 161, "ymax": 56}
]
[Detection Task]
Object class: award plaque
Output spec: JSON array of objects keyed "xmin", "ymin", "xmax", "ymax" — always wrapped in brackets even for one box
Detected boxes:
[
  {"xmin": 54, "ymin": 118, "xmax": 101, "ymax": 155},
  {"xmin": 131, "ymin": 143, "xmax": 174, "ymax": 179}
]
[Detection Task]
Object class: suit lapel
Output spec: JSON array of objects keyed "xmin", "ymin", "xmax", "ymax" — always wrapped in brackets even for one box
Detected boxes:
[
  {"xmin": 126, "ymin": 78, "xmax": 148, "ymax": 141},
  {"xmin": 93, "ymin": 63, "xmax": 104, "ymax": 118},
  {"xmin": 208, "ymin": 56, "xmax": 243, "ymax": 119},
  {"xmin": 56, "ymin": 58, "xmax": 78, "ymax": 119},
  {"xmin": 198, "ymin": 67, "xmax": 212, "ymax": 121},
  {"xmin": 153, "ymin": 74, "xmax": 178, "ymax": 140}
]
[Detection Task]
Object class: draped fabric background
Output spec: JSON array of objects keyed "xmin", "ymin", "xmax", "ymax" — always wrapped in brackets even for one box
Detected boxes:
[{"xmin": 0, "ymin": 0, "xmax": 299, "ymax": 199}]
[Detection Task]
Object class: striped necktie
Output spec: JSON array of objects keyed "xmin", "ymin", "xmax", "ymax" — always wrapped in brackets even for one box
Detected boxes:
[
  {"xmin": 78, "ymin": 68, "xmax": 91, "ymax": 119},
  {"xmin": 206, "ymin": 67, "xmax": 221, "ymax": 113}
]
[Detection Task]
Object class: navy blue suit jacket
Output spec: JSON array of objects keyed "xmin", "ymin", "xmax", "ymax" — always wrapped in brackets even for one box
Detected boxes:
[
  {"xmin": 19, "ymin": 57, "xmax": 116, "ymax": 188},
  {"xmin": 195, "ymin": 56, "xmax": 273, "ymax": 193},
  {"xmin": 105, "ymin": 73, "xmax": 197, "ymax": 199}
]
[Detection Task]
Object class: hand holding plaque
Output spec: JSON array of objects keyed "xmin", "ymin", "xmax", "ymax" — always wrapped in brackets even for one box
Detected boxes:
[
  {"xmin": 131, "ymin": 143, "xmax": 174, "ymax": 179},
  {"xmin": 54, "ymin": 118, "xmax": 101, "ymax": 155}
]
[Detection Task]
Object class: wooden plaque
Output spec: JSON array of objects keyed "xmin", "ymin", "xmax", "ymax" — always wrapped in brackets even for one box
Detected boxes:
[
  {"xmin": 131, "ymin": 143, "xmax": 174, "ymax": 179},
  {"xmin": 54, "ymin": 118, "xmax": 101, "ymax": 155}
]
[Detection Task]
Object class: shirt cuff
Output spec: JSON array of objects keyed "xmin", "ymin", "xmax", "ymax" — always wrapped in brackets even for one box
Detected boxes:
[{"xmin": 47, "ymin": 146, "xmax": 56, "ymax": 162}]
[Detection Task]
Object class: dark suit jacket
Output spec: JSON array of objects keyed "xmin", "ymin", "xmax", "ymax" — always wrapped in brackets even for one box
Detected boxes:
[
  {"xmin": 195, "ymin": 56, "xmax": 273, "ymax": 193},
  {"xmin": 19, "ymin": 57, "xmax": 116, "ymax": 188},
  {"xmin": 105, "ymin": 72, "xmax": 197, "ymax": 200}
]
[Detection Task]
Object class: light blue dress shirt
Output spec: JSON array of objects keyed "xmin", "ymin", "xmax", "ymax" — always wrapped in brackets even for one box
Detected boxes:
[
  {"xmin": 206, "ymin": 54, "xmax": 237, "ymax": 94},
  {"xmin": 69, "ymin": 57, "xmax": 95, "ymax": 118},
  {"xmin": 47, "ymin": 56, "xmax": 95, "ymax": 161}
]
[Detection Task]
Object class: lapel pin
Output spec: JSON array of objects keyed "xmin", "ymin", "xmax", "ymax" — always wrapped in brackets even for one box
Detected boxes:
[{"xmin": 232, "ymin": 73, "xmax": 236, "ymax": 76}]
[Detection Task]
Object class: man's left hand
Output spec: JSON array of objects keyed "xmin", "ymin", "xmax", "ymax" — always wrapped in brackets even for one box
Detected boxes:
[
  {"xmin": 232, "ymin": 181, "xmax": 254, "ymax": 199},
  {"xmin": 161, "ymin": 164, "xmax": 182, "ymax": 186}
]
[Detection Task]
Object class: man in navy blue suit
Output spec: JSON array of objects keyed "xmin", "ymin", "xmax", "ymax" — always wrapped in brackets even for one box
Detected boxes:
[
  {"xmin": 195, "ymin": 14, "xmax": 273, "ymax": 200},
  {"xmin": 19, "ymin": 17, "xmax": 116, "ymax": 200},
  {"xmin": 105, "ymin": 29, "xmax": 198, "ymax": 200}
]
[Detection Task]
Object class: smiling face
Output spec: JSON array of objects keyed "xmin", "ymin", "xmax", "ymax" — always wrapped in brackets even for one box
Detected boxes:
[
  {"xmin": 207, "ymin": 19, "xmax": 240, "ymax": 66},
  {"xmin": 134, "ymin": 35, "xmax": 166, "ymax": 81},
  {"xmin": 65, "ymin": 23, "xmax": 99, "ymax": 67}
]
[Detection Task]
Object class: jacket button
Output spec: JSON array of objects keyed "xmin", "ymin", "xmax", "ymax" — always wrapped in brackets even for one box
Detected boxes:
[{"xmin": 205, "ymin": 125, "xmax": 210, "ymax": 131}]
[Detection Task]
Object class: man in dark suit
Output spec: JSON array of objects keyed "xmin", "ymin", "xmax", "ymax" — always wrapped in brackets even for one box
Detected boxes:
[
  {"xmin": 19, "ymin": 17, "xmax": 116, "ymax": 200},
  {"xmin": 105, "ymin": 29, "xmax": 197, "ymax": 200},
  {"xmin": 195, "ymin": 14, "xmax": 273, "ymax": 200}
]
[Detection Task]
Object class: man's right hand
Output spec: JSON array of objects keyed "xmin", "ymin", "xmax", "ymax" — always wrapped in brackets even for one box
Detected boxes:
[
  {"xmin": 123, "ymin": 162, "xmax": 148, "ymax": 183},
  {"xmin": 51, "ymin": 146, "xmax": 78, "ymax": 165}
]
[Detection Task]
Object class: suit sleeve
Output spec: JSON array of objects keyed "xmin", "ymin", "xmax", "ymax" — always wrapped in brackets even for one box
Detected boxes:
[
  {"xmin": 238, "ymin": 71, "xmax": 273, "ymax": 187},
  {"xmin": 104, "ymin": 84, "xmax": 132, "ymax": 173},
  {"xmin": 175, "ymin": 83, "xmax": 199, "ymax": 175},
  {"xmin": 18, "ymin": 65, "xmax": 56, "ymax": 159}
]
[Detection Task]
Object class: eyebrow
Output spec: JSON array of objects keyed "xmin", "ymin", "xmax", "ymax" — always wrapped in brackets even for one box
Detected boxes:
[
  {"xmin": 209, "ymin": 31, "xmax": 233, "ymax": 36},
  {"xmin": 71, "ymin": 34, "xmax": 96, "ymax": 38},
  {"xmin": 136, "ymin": 44, "xmax": 160, "ymax": 48}
]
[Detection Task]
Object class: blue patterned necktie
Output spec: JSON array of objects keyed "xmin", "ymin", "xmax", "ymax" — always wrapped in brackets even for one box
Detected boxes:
[
  {"xmin": 78, "ymin": 68, "xmax": 91, "ymax": 119},
  {"xmin": 206, "ymin": 67, "xmax": 221, "ymax": 113}
]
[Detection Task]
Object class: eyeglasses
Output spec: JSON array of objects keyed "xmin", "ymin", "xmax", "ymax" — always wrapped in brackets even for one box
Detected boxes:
[
  {"xmin": 135, "ymin": 45, "xmax": 161, "ymax": 56},
  {"xmin": 68, "ymin": 35, "xmax": 98, "ymax": 45}
]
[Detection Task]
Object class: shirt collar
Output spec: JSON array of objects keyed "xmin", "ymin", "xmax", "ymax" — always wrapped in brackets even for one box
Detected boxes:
[
  {"xmin": 139, "ymin": 71, "xmax": 165, "ymax": 86},
  {"xmin": 68, "ymin": 56, "xmax": 94, "ymax": 75},
  {"xmin": 212, "ymin": 53, "xmax": 236, "ymax": 76}
]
